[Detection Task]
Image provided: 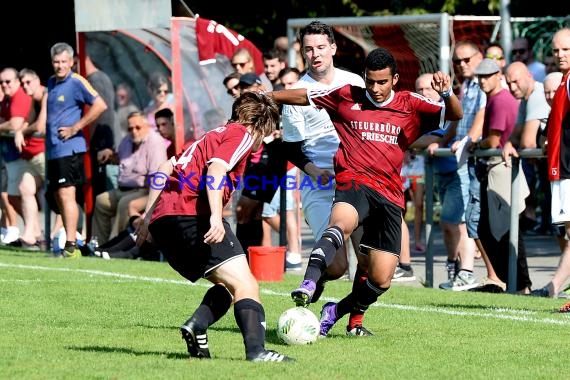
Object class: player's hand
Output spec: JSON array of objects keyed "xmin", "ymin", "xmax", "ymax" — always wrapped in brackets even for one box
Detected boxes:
[
  {"xmin": 204, "ymin": 216, "xmax": 225, "ymax": 244},
  {"xmin": 319, "ymin": 169, "xmax": 335, "ymax": 187},
  {"xmin": 135, "ymin": 218, "xmax": 150, "ymax": 246},
  {"xmin": 431, "ymin": 71, "xmax": 451, "ymax": 94},
  {"xmin": 305, "ymin": 163, "xmax": 334, "ymax": 187}
]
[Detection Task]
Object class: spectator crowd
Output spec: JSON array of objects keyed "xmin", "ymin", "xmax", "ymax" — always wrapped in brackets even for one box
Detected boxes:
[{"xmin": 1, "ymin": 24, "xmax": 570, "ymax": 312}]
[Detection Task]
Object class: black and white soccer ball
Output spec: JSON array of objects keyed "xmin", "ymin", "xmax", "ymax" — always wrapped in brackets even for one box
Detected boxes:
[{"xmin": 277, "ymin": 307, "xmax": 320, "ymax": 345}]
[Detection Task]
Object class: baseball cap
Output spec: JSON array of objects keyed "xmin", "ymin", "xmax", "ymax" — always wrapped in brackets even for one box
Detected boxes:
[
  {"xmin": 474, "ymin": 58, "xmax": 501, "ymax": 76},
  {"xmin": 238, "ymin": 73, "xmax": 262, "ymax": 87}
]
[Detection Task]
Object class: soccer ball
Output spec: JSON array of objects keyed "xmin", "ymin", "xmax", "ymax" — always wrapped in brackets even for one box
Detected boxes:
[{"xmin": 277, "ymin": 307, "xmax": 320, "ymax": 345}]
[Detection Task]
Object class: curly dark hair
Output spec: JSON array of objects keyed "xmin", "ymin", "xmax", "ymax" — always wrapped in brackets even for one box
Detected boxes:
[{"xmin": 365, "ymin": 48, "xmax": 397, "ymax": 76}]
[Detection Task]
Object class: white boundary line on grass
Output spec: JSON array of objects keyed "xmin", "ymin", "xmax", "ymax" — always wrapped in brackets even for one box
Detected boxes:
[{"xmin": 2, "ymin": 262, "xmax": 569, "ymax": 326}]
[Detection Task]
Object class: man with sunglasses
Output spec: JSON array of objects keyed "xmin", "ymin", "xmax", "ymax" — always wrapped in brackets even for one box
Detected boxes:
[
  {"xmin": 230, "ymin": 48, "xmax": 272, "ymax": 90},
  {"xmin": 0, "ymin": 67, "xmax": 33, "ymax": 248},
  {"xmin": 484, "ymin": 42, "xmax": 508, "ymax": 89},
  {"xmin": 437, "ymin": 40, "xmax": 487, "ymax": 291},
  {"xmin": 511, "ymin": 37, "xmax": 546, "ymax": 83},
  {"xmin": 4, "ymin": 68, "xmax": 48, "ymax": 250},
  {"xmin": 91, "ymin": 111, "xmax": 166, "ymax": 246},
  {"xmin": 223, "ymin": 72, "xmax": 241, "ymax": 100}
]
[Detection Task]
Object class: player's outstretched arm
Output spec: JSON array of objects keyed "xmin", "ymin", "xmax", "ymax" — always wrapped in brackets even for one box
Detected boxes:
[
  {"xmin": 432, "ymin": 71, "xmax": 462, "ymax": 121},
  {"xmin": 268, "ymin": 88, "xmax": 310, "ymax": 106}
]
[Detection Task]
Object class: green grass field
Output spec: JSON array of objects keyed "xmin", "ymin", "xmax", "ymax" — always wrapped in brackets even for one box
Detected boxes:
[{"xmin": 1, "ymin": 249, "xmax": 569, "ymax": 380}]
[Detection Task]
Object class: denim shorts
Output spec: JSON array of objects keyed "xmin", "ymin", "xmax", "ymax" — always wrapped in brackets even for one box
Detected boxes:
[
  {"xmin": 465, "ymin": 161, "xmax": 481, "ymax": 239},
  {"xmin": 435, "ymin": 171, "xmax": 465, "ymax": 225}
]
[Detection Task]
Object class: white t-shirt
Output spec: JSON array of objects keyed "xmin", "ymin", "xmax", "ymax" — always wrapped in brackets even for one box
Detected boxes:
[{"xmin": 281, "ymin": 68, "xmax": 364, "ymax": 170}]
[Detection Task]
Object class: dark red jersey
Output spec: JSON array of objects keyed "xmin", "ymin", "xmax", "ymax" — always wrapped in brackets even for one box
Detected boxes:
[
  {"xmin": 150, "ymin": 123, "xmax": 253, "ymax": 221},
  {"xmin": 546, "ymin": 72, "xmax": 570, "ymax": 181},
  {"xmin": 308, "ymin": 85, "xmax": 444, "ymax": 208}
]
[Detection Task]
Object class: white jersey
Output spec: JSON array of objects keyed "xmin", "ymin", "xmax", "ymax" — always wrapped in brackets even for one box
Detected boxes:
[{"xmin": 281, "ymin": 68, "xmax": 364, "ymax": 170}]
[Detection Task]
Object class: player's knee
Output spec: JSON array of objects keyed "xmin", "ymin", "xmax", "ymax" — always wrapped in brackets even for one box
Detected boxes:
[
  {"xmin": 367, "ymin": 278, "xmax": 390, "ymax": 295},
  {"xmin": 238, "ymin": 274, "xmax": 260, "ymax": 298},
  {"xmin": 322, "ymin": 226, "xmax": 344, "ymax": 250},
  {"xmin": 369, "ymin": 271, "xmax": 394, "ymax": 288}
]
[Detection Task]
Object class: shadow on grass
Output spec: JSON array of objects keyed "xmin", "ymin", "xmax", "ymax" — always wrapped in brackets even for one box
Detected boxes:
[
  {"xmin": 70, "ymin": 345, "xmax": 188, "ymax": 360},
  {"xmin": 132, "ymin": 324, "xmax": 286, "ymax": 346}
]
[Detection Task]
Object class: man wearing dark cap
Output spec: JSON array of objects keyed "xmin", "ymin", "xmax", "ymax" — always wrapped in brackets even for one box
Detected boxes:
[
  {"xmin": 238, "ymin": 73, "xmax": 264, "ymax": 91},
  {"xmin": 470, "ymin": 57, "xmax": 533, "ymax": 294}
]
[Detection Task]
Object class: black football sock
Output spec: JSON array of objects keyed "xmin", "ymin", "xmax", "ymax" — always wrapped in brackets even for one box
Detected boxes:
[
  {"xmin": 187, "ymin": 284, "xmax": 233, "ymax": 330},
  {"xmin": 337, "ymin": 279, "xmax": 389, "ymax": 319},
  {"xmin": 234, "ymin": 298, "xmax": 266, "ymax": 359},
  {"xmin": 304, "ymin": 226, "xmax": 344, "ymax": 282}
]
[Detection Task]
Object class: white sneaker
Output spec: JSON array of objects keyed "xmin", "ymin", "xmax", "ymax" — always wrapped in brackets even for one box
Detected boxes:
[
  {"xmin": 449, "ymin": 270, "xmax": 479, "ymax": 291},
  {"xmin": 285, "ymin": 252, "xmax": 302, "ymax": 270},
  {"xmin": 1, "ymin": 226, "xmax": 20, "ymax": 244}
]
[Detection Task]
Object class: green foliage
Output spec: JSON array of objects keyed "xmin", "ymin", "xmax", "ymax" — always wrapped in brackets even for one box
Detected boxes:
[{"xmin": 1, "ymin": 250, "xmax": 569, "ymax": 379}]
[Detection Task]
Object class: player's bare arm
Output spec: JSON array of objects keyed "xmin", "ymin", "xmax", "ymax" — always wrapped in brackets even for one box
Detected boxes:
[
  {"xmin": 268, "ymin": 88, "xmax": 310, "ymax": 106},
  {"xmin": 136, "ymin": 159, "xmax": 173, "ymax": 246},
  {"xmin": 204, "ymin": 161, "xmax": 227, "ymax": 244}
]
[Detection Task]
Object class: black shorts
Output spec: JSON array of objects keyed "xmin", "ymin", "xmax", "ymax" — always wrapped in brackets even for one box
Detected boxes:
[
  {"xmin": 149, "ymin": 215, "xmax": 244, "ymax": 282},
  {"xmin": 334, "ymin": 183, "xmax": 403, "ymax": 256},
  {"xmin": 45, "ymin": 154, "xmax": 86, "ymax": 214},
  {"xmin": 47, "ymin": 153, "xmax": 86, "ymax": 190}
]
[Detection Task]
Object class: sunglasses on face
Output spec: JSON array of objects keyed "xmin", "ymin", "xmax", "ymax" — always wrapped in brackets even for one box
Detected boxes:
[
  {"xmin": 0, "ymin": 79, "xmax": 12, "ymax": 85},
  {"xmin": 485, "ymin": 54, "xmax": 504, "ymax": 60},
  {"xmin": 128, "ymin": 125, "xmax": 142, "ymax": 132},
  {"xmin": 511, "ymin": 48, "xmax": 527, "ymax": 55},
  {"xmin": 226, "ymin": 84, "xmax": 240, "ymax": 95},
  {"xmin": 231, "ymin": 61, "xmax": 248, "ymax": 68},
  {"xmin": 155, "ymin": 89, "xmax": 168, "ymax": 95},
  {"xmin": 452, "ymin": 53, "xmax": 477, "ymax": 66}
]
